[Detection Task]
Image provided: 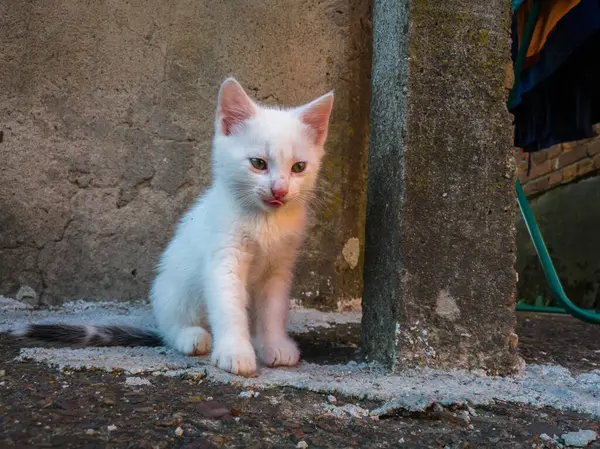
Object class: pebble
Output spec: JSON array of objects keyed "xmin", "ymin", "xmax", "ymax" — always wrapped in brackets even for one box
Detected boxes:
[
  {"xmin": 323, "ymin": 403, "xmax": 370, "ymax": 419},
  {"xmin": 458, "ymin": 410, "xmax": 471, "ymax": 424},
  {"xmin": 175, "ymin": 426, "xmax": 184, "ymax": 437},
  {"xmin": 297, "ymin": 441, "xmax": 308, "ymax": 449},
  {"xmin": 0, "ymin": 370, "xmax": 6, "ymax": 377},
  {"xmin": 561, "ymin": 430, "xmax": 598, "ymax": 447},
  {"xmin": 107, "ymin": 425, "xmax": 117, "ymax": 432},
  {"xmin": 86, "ymin": 429, "xmax": 95, "ymax": 435},
  {"xmin": 341, "ymin": 404, "xmax": 369, "ymax": 418},
  {"xmin": 125, "ymin": 377, "xmax": 152, "ymax": 387},
  {"xmin": 238, "ymin": 390, "xmax": 259, "ymax": 399},
  {"xmin": 327, "ymin": 395, "xmax": 337, "ymax": 404}
]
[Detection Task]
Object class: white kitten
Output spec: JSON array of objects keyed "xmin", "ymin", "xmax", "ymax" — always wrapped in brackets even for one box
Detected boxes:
[{"xmin": 12, "ymin": 77, "xmax": 334, "ymax": 377}]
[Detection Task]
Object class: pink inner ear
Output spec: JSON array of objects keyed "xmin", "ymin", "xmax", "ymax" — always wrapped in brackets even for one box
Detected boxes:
[
  {"xmin": 218, "ymin": 79, "xmax": 256, "ymax": 136},
  {"xmin": 300, "ymin": 93, "xmax": 334, "ymax": 146}
]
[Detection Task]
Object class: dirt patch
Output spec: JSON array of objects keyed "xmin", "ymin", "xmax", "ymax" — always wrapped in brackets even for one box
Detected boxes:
[
  {"xmin": 516, "ymin": 312, "xmax": 600, "ymax": 372},
  {"xmin": 1, "ymin": 313, "xmax": 600, "ymax": 448}
]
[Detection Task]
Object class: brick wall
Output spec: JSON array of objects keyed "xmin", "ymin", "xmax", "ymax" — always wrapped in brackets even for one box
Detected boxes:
[{"xmin": 516, "ymin": 125, "xmax": 600, "ymax": 196}]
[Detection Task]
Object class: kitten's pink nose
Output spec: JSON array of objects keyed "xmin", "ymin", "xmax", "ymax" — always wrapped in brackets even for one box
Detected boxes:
[{"xmin": 271, "ymin": 187, "xmax": 288, "ymax": 200}]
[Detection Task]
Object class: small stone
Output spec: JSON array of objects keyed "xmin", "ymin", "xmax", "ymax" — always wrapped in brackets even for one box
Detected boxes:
[
  {"xmin": 0, "ymin": 370, "xmax": 6, "ymax": 377},
  {"xmin": 107, "ymin": 424, "xmax": 117, "ymax": 432},
  {"xmin": 85, "ymin": 429, "xmax": 95, "ymax": 435},
  {"xmin": 340, "ymin": 404, "xmax": 369, "ymax": 418},
  {"xmin": 16, "ymin": 285, "xmax": 38, "ymax": 306},
  {"xmin": 196, "ymin": 400, "xmax": 230, "ymax": 419},
  {"xmin": 238, "ymin": 390, "xmax": 259, "ymax": 398},
  {"xmin": 125, "ymin": 377, "xmax": 152, "ymax": 387},
  {"xmin": 175, "ymin": 426, "xmax": 184, "ymax": 437},
  {"xmin": 561, "ymin": 430, "xmax": 598, "ymax": 447},
  {"xmin": 327, "ymin": 395, "xmax": 337, "ymax": 404},
  {"xmin": 297, "ymin": 441, "xmax": 308, "ymax": 449},
  {"xmin": 102, "ymin": 398, "xmax": 116, "ymax": 406}
]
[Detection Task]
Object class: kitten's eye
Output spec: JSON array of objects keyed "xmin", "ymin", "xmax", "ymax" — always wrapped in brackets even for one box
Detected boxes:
[
  {"xmin": 250, "ymin": 158, "xmax": 268, "ymax": 171},
  {"xmin": 291, "ymin": 162, "xmax": 306, "ymax": 173}
]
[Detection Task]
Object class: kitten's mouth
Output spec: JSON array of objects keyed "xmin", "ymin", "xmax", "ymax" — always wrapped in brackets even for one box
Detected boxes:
[{"xmin": 263, "ymin": 199, "xmax": 284, "ymax": 208}]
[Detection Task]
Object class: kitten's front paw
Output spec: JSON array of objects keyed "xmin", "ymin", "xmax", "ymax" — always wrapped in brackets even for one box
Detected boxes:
[
  {"xmin": 257, "ymin": 337, "xmax": 300, "ymax": 367},
  {"xmin": 211, "ymin": 339, "xmax": 257, "ymax": 377},
  {"xmin": 175, "ymin": 327, "xmax": 212, "ymax": 356}
]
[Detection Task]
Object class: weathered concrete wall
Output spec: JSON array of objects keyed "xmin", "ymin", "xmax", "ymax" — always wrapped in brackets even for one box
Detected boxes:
[
  {"xmin": 362, "ymin": 0, "xmax": 520, "ymax": 374},
  {"xmin": 516, "ymin": 174, "xmax": 600, "ymax": 310},
  {"xmin": 0, "ymin": 0, "xmax": 372, "ymax": 308}
]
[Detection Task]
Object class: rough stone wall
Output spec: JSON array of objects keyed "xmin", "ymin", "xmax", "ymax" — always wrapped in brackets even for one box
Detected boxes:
[
  {"xmin": 516, "ymin": 126, "xmax": 600, "ymax": 196},
  {"xmin": 0, "ymin": 0, "xmax": 372, "ymax": 308}
]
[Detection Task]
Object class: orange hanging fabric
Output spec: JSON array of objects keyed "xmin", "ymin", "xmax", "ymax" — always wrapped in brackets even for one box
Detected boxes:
[{"xmin": 516, "ymin": 0, "xmax": 581, "ymax": 68}]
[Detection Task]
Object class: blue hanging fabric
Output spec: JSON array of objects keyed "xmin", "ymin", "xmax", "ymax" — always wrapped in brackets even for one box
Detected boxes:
[
  {"xmin": 509, "ymin": 0, "xmax": 600, "ymax": 152},
  {"xmin": 512, "ymin": 0, "xmax": 525, "ymax": 12}
]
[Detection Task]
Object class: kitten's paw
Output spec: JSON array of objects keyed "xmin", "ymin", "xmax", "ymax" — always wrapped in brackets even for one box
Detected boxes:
[
  {"xmin": 211, "ymin": 339, "xmax": 257, "ymax": 377},
  {"xmin": 257, "ymin": 337, "xmax": 300, "ymax": 367},
  {"xmin": 175, "ymin": 327, "xmax": 212, "ymax": 356}
]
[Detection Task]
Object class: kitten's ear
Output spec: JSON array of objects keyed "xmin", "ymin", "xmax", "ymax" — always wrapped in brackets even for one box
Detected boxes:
[
  {"xmin": 298, "ymin": 91, "xmax": 334, "ymax": 146},
  {"xmin": 216, "ymin": 77, "xmax": 257, "ymax": 136}
]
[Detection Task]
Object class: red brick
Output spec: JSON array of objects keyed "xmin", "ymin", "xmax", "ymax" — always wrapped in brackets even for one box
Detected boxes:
[
  {"xmin": 531, "ymin": 152, "xmax": 547, "ymax": 164},
  {"xmin": 517, "ymin": 161, "xmax": 529, "ymax": 178},
  {"xmin": 548, "ymin": 171, "xmax": 562, "ymax": 187},
  {"xmin": 561, "ymin": 142, "xmax": 574, "ymax": 152},
  {"xmin": 518, "ymin": 170, "xmax": 529, "ymax": 184},
  {"xmin": 528, "ymin": 159, "xmax": 552, "ymax": 179},
  {"xmin": 587, "ymin": 138, "xmax": 600, "ymax": 156},
  {"xmin": 561, "ymin": 164, "xmax": 578, "ymax": 184},
  {"xmin": 523, "ymin": 176, "xmax": 549, "ymax": 196},
  {"xmin": 577, "ymin": 158, "xmax": 595, "ymax": 176},
  {"xmin": 515, "ymin": 150, "xmax": 528, "ymax": 162},
  {"xmin": 557, "ymin": 145, "xmax": 588, "ymax": 168},
  {"xmin": 547, "ymin": 145, "xmax": 562, "ymax": 159}
]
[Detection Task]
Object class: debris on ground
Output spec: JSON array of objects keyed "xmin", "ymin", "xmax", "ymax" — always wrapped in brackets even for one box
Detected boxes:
[
  {"xmin": 1, "ymin": 305, "xmax": 600, "ymax": 447},
  {"xmin": 327, "ymin": 394, "xmax": 337, "ymax": 404}
]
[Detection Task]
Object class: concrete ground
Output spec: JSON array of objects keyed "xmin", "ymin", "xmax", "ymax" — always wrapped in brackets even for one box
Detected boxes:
[{"xmin": 1, "ymin": 297, "xmax": 599, "ymax": 448}]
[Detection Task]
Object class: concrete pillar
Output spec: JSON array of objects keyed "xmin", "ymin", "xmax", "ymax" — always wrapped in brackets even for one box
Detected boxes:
[{"xmin": 361, "ymin": 0, "xmax": 520, "ymax": 374}]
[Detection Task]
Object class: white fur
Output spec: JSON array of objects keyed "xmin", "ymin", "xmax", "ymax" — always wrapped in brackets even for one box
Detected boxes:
[{"xmin": 150, "ymin": 78, "xmax": 334, "ymax": 377}]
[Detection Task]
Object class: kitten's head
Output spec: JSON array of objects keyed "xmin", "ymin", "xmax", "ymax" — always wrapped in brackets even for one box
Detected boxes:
[{"xmin": 212, "ymin": 77, "xmax": 334, "ymax": 213}]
